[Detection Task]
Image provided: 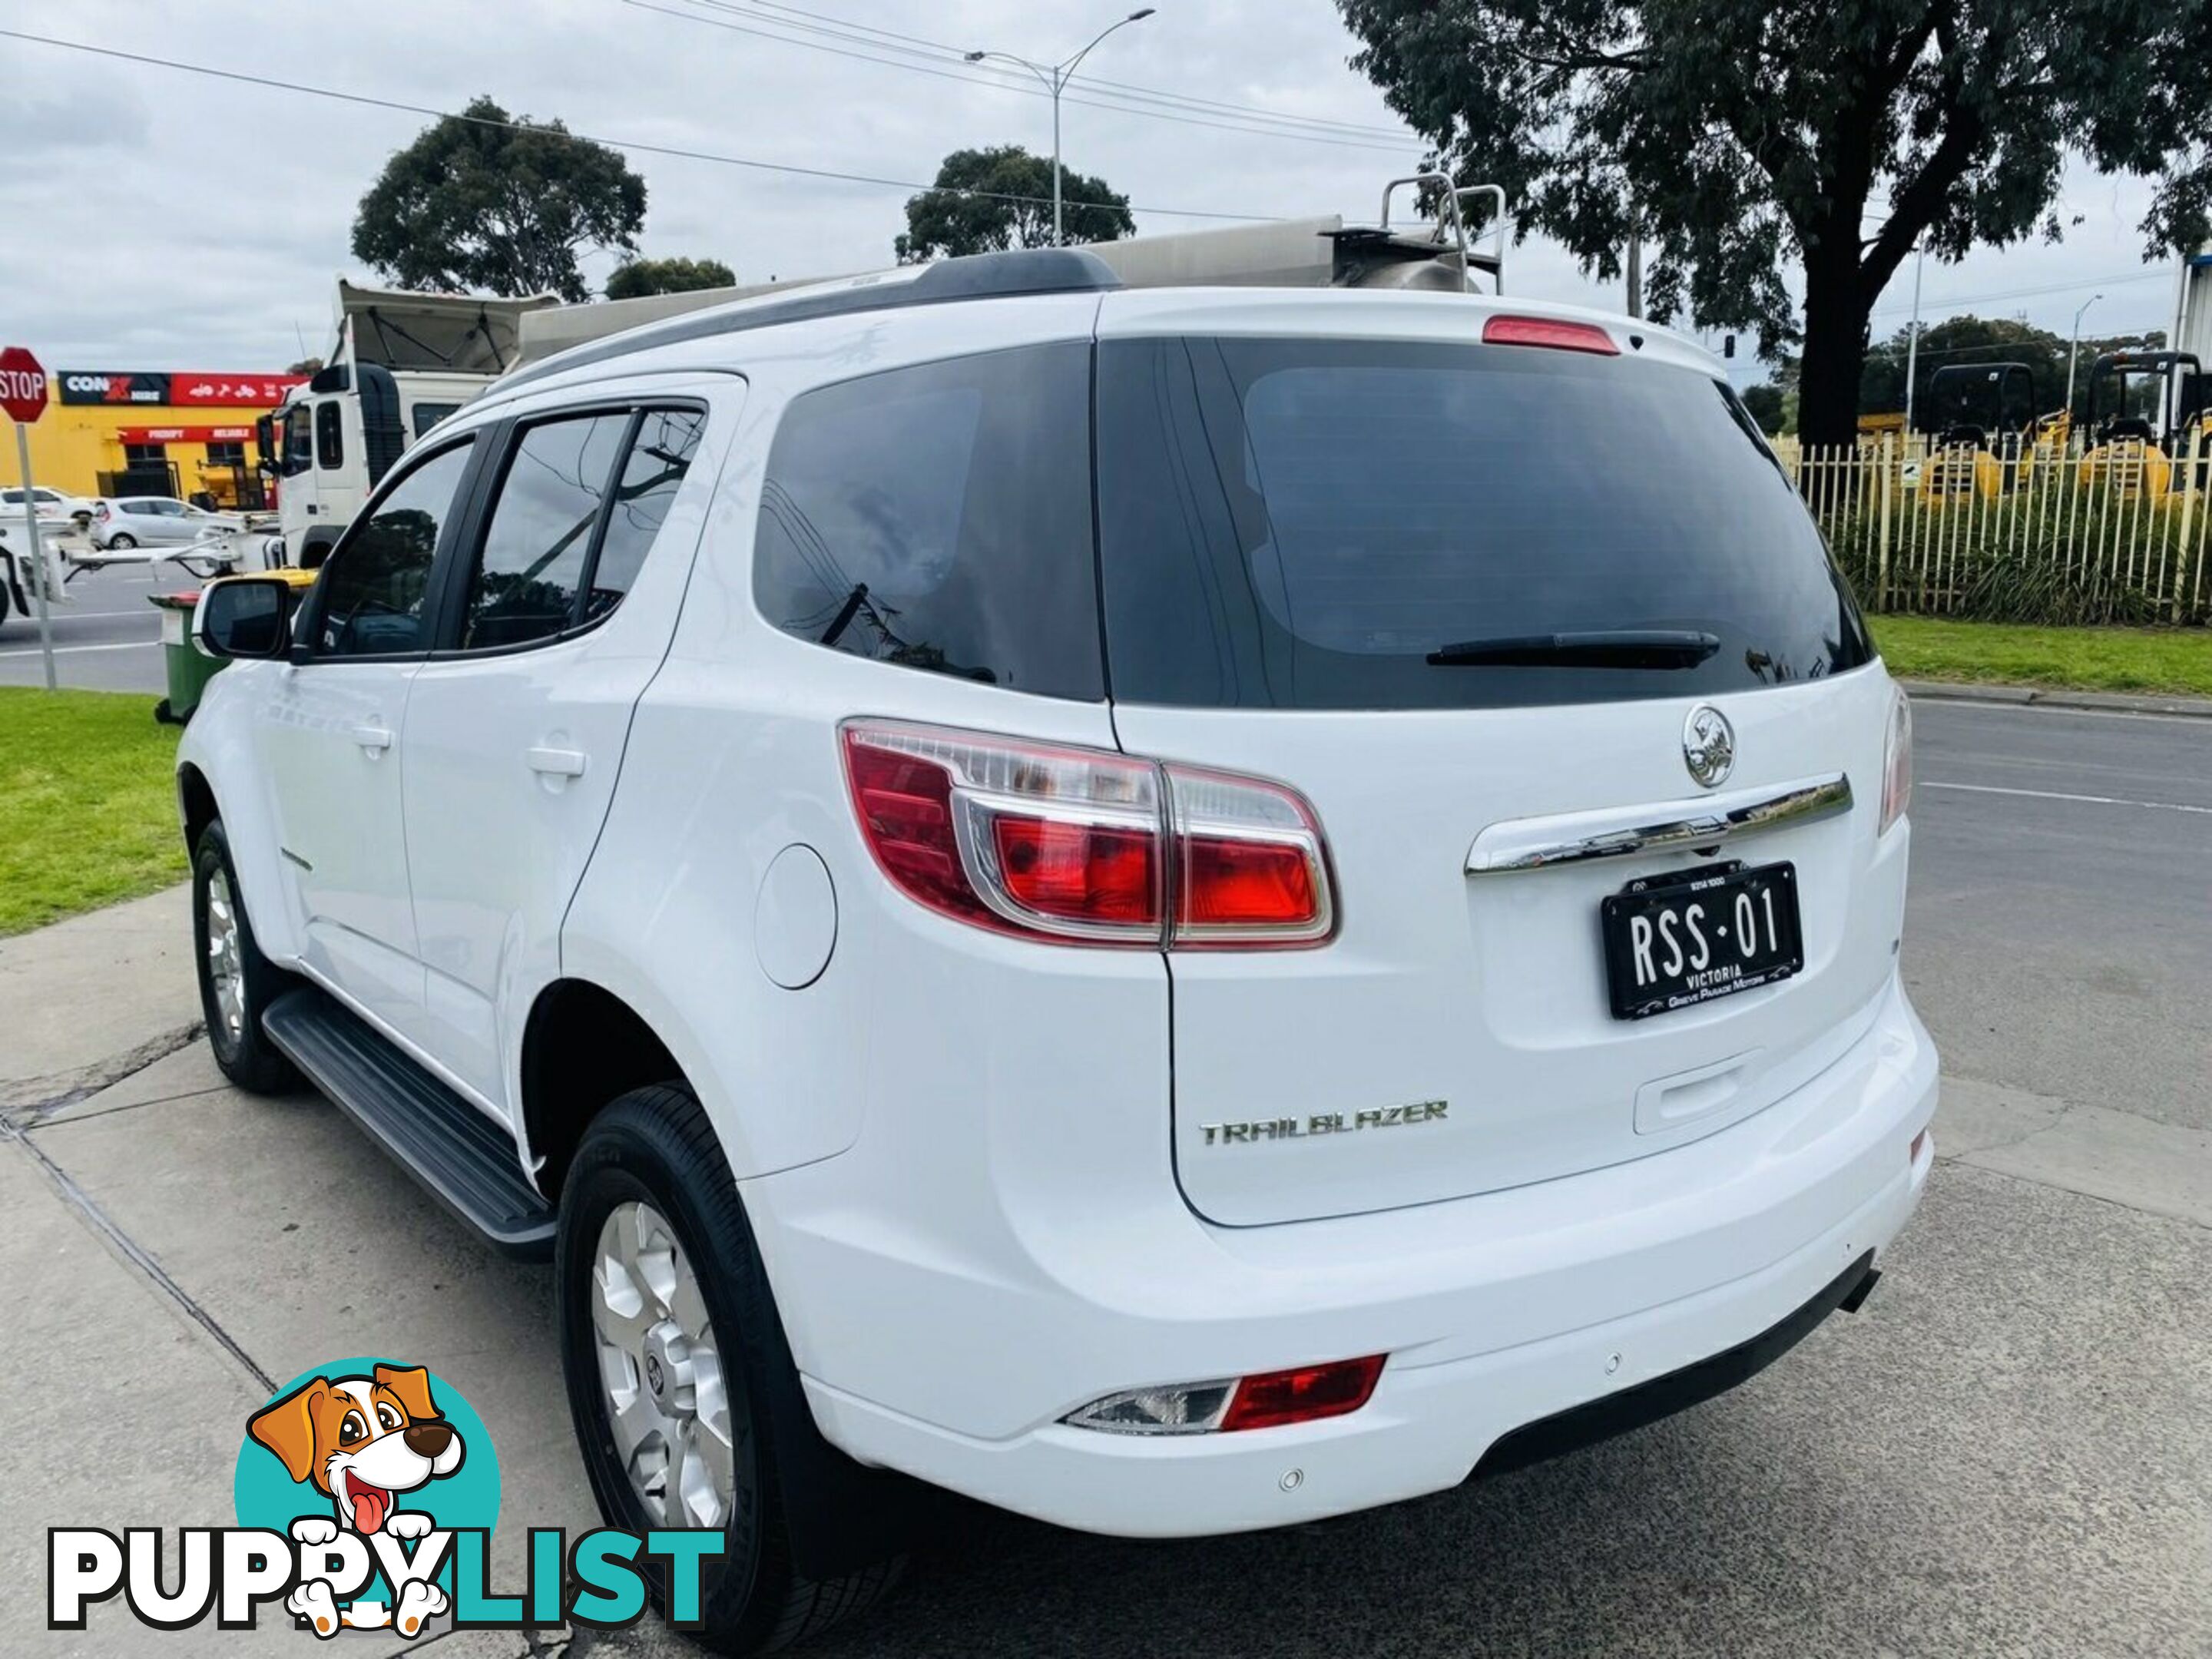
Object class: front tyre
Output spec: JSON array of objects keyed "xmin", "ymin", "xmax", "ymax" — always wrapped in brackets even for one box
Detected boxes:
[
  {"xmin": 192, "ymin": 820, "xmax": 302, "ymax": 1093},
  {"xmin": 558, "ymin": 1087, "xmax": 900, "ymax": 1653}
]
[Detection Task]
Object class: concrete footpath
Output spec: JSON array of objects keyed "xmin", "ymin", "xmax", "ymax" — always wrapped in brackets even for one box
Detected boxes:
[{"xmin": 3, "ymin": 846, "xmax": 2208, "ymax": 1654}]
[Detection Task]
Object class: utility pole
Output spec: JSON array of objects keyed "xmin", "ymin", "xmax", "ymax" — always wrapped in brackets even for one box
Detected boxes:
[
  {"xmin": 1625, "ymin": 230, "xmax": 1644, "ymax": 321},
  {"xmin": 1900, "ymin": 240, "xmax": 1926, "ymax": 435},
  {"xmin": 967, "ymin": 9, "xmax": 1156, "ymax": 248}
]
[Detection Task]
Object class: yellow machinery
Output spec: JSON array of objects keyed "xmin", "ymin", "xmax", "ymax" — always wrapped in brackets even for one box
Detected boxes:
[
  {"xmin": 2076, "ymin": 350, "xmax": 2208, "ymax": 500},
  {"xmin": 1919, "ymin": 363, "xmax": 2039, "ymax": 502}
]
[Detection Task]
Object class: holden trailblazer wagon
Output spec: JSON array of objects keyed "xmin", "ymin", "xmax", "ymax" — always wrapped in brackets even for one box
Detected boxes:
[{"xmin": 182, "ymin": 248, "xmax": 1934, "ymax": 1651}]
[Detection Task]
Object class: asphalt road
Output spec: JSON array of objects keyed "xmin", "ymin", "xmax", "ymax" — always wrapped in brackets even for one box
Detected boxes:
[
  {"xmin": 1907, "ymin": 700, "xmax": 2212, "ymax": 1135},
  {"xmin": 0, "ymin": 556, "xmax": 172, "ymax": 694},
  {"xmin": 2, "ymin": 694, "xmax": 2207, "ymax": 1657}
]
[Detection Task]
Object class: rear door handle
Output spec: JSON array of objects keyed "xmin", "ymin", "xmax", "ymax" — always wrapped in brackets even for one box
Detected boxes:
[
  {"xmin": 352, "ymin": 724, "xmax": 394, "ymax": 753},
  {"xmin": 526, "ymin": 747, "xmax": 588, "ymax": 778}
]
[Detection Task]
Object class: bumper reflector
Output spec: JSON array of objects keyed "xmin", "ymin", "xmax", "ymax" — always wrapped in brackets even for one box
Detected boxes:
[
  {"xmin": 1221, "ymin": 1355, "xmax": 1386, "ymax": 1432},
  {"xmin": 1065, "ymin": 1355, "xmax": 1386, "ymax": 1436}
]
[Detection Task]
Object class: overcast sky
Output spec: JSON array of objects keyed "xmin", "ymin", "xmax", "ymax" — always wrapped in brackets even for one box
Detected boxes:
[{"xmin": 0, "ymin": 1, "xmax": 2191, "ymax": 382}]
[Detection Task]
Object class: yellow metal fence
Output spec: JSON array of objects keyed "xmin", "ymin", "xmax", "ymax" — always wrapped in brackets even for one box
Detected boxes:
[{"xmin": 1773, "ymin": 430, "xmax": 2212, "ymax": 624}]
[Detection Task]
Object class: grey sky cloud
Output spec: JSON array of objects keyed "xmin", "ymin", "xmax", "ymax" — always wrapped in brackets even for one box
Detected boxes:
[{"xmin": 0, "ymin": 1, "xmax": 2187, "ymax": 378}]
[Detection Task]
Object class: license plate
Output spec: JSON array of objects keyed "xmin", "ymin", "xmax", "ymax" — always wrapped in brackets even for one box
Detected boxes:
[{"xmin": 1600, "ymin": 860, "xmax": 1803, "ymax": 1021}]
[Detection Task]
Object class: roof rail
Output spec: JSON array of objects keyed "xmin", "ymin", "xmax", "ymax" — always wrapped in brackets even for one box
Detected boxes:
[{"xmin": 502, "ymin": 247, "xmax": 1122, "ymax": 392}]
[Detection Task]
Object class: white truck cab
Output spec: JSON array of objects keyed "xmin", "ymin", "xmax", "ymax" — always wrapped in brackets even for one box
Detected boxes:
[{"xmin": 257, "ymin": 281, "xmax": 557, "ymax": 564}]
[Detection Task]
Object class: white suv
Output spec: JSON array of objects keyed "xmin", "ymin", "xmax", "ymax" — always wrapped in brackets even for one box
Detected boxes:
[{"xmin": 182, "ymin": 251, "xmax": 1935, "ymax": 1652}]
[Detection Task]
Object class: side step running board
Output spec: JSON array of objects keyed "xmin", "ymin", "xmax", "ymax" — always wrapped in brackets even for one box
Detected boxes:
[{"xmin": 263, "ymin": 987, "xmax": 555, "ymax": 1258}]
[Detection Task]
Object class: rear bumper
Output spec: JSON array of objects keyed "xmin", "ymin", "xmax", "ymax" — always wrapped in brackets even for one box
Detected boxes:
[{"xmin": 775, "ymin": 974, "xmax": 1937, "ymax": 1537}]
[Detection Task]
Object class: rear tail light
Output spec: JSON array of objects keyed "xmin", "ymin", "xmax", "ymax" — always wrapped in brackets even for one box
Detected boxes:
[
  {"xmin": 841, "ymin": 719, "xmax": 1334, "ymax": 949},
  {"xmin": 1065, "ymin": 1355, "xmax": 1386, "ymax": 1435},
  {"xmin": 1482, "ymin": 313, "xmax": 1621, "ymax": 356},
  {"xmin": 841, "ymin": 723, "xmax": 1161, "ymax": 943},
  {"xmin": 1880, "ymin": 689, "xmax": 1912, "ymax": 836},
  {"xmin": 1169, "ymin": 766, "xmax": 1333, "ymax": 945}
]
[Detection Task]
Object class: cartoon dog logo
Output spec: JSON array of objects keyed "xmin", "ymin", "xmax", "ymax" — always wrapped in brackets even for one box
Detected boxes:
[{"xmin": 248, "ymin": 1363, "xmax": 465, "ymax": 1636}]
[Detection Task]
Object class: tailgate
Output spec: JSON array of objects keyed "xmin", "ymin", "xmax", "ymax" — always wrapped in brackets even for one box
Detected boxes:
[{"xmin": 1122, "ymin": 671, "xmax": 1904, "ymax": 1227}]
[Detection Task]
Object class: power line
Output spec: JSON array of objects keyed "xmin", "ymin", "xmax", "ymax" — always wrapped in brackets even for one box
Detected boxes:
[
  {"xmin": 716, "ymin": 0, "xmax": 1414, "ymax": 141},
  {"xmin": 0, "ymin": 27, "xmax": 1279, "ymax": 223},
  {"xmin": 1869, "ymin": 266, "xmax": 2171, "ymax": 319},
  {"xmin": 1869, "ymin": 334, "xmax": 2165, "ymax": 367},
  {"xmin": 632, "ymin": 1, "xmax": 1418, "ymax": 153}
]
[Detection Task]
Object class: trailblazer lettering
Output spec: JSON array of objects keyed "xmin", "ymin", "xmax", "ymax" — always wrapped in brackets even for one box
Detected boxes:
[{"xmin": 1200, "ymin": 1101, "xmax": 1448, "ymax": 1146}]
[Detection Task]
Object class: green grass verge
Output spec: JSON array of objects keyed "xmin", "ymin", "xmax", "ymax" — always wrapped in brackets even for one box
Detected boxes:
[
  {"xmin": 0, "ymin": 688, "xmax": 184, "ymax": 936},
  {"xmin": 1870, "ymin": 615, "xmax": 2212, "ymax": 699}
]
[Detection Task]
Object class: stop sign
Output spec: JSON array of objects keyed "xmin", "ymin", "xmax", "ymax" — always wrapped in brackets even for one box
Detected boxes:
[{"xmin": 0, "ymin": 346, "xmax": 49, "ymax": 424}]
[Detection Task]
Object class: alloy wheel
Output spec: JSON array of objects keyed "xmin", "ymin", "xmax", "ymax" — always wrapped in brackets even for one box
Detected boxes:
[
  {"xmin": 205, "ymin": 867, "xmax": 247, "ymax": 1045},
  {"xmin": 589, "ymin": 1200, "xmax": 737, "ymax": 1528}
]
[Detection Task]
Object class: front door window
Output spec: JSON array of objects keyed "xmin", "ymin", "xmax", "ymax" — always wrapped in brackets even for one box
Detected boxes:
[{"xmin": 313, "ymin": 442, "xmax": 474, "ymax": 656}]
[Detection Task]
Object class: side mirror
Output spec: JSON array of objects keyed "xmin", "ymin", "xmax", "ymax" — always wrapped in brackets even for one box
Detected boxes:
[{"xmin": 197, "ymin": 576, "xmax": 294, "ymax": 660}]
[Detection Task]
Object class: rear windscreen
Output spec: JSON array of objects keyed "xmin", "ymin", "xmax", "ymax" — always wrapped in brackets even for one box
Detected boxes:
[{"xmin": 1096, "ymin": 336, "xmax": 1872, "ymax": 710}]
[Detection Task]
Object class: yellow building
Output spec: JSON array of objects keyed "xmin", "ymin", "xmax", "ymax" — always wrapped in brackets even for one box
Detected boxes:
[{"xmin": 23, "ymin": 369, "xmax": 306, "ymax": 510}]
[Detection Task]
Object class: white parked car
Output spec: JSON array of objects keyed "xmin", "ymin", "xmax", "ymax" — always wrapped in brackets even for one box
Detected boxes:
[
  {"xmin": 89, "ymin": 495, "xmax": 242, "ymax": 550},
  {"xmin": 180, "ymin": 251, "xmax": 1934, "ymax": 1652},
  {"xmin": 1, "ymin": 484, "xmax": 95, "ymax": 530}
]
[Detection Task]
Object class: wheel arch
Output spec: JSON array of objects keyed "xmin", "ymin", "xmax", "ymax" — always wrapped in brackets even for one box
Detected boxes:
[
  {"xmin": 177, "ymin": 761, "xmax": 218, "ymax": 855},
  {"xmin": 519, "ymin": 977, "xmax": 690, "ymax": 1202},
  {"xmin": 174, "ymin": 707, "xmax": 306, "ymax": 965}
]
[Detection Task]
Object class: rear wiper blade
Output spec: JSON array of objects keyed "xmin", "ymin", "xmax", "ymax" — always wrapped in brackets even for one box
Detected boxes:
[{"xmin": 1426, "ymin": 629, "xmax": 1721, "ymax": 668}]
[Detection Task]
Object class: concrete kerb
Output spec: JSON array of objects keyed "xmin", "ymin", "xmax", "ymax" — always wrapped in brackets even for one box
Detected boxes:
[{"xmin": 1900, "ymin": 678, "xmax": 2212, "ymax": 720}]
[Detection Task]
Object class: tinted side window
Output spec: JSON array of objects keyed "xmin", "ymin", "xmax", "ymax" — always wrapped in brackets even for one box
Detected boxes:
[
  {"xmin": 315, "ymin": 442, "xmax": 472, "ymax": 657},
  {"xmin": 462, "ymin": 415, "xmax": 628, "ymax": 650},
  {"xmin": 586, "ymin": 407, "xmax": 704, "ymax": 621},
  {"xmin": 412, "ymin": 402, "xmax": 462, "ymax": 439},
  {"xmin": 752, "ymin": 343, "xmax": 1100, "ymax": 699},
  {"xmin": 315, "ymin": 401, "xmax": 343, "ymax": 471}
]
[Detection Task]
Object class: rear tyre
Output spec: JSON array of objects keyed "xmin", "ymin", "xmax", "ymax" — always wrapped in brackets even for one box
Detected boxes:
[
  {"xmin": 192, "ymin": 820, "xmax": 303, "ymax": 1094},
  {"xmin": 107, "ymin": 531, "xmax": 136, "ymax": 550},
  {"xmin": 558, "ymin": 1087, "xmax": 902, "ymax": 1653}
]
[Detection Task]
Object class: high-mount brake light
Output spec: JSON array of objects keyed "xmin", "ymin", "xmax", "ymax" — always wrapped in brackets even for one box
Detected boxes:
[
  {"xmin": 1481, "ymin": 314, "xmax": 1621, "ymax": 356},
  {"xmin": 840, "ymin": 720, "xmax": 1336, "ymax": 949}
]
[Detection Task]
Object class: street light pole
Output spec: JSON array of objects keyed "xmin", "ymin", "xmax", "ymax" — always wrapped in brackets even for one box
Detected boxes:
[
  {"xmin": 2065, "ymin": 292, "xmax": 2103, "ymax": 426},
  {"xmin": 1901, "ymin": 240, "xmax": 1926, "ymax": 435},
  {"xmin": 967, "ymin": 9, "xmax": 1155, "ymax": 248}
]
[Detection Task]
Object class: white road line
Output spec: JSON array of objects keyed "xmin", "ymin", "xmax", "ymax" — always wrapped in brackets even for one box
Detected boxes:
[
  {"xmin": 0, "ymin": 639, "xmax": 155, "ymax": 658},
  {"xmin": 1922, "ymin": 780, "xmax": 2212, "ymax": 816}
]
